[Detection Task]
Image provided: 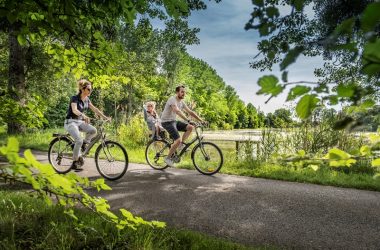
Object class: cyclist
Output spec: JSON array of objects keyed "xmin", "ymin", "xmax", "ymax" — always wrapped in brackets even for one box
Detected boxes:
[
  {"xmin": 64, "ymin": 79, "xmax": 110, "ymax": 171},
  {"xmin": 160, "ymin": 85, "xmax": 205, "ymax": 167}
]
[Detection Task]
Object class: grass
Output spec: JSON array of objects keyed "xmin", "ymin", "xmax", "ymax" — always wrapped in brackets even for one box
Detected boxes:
[
  {"xmin": 0, "ymin": 190, "xmax": 267, "ymax": 250},
  {"xmin": 1, "ymin": 127, "xmax": 380, "ymax": 192}
]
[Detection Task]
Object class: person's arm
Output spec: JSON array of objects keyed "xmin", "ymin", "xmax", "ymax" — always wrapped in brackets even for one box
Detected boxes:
[
  {"xmin": 183, "ymin": 105, "xmax": 204, "ymax": 123},
  {"xmin": 171, "ymin": 103, "xmax": 190, "ymax": 122},
  {"xmin": 71, "ymin": 103, "xmax": 85, "ymax": 117},
  {"xmin": 143, "ymin": 106, "xmax": 148, "ymax": 121},
  {"xmin": 89, "ymin": 102, "xmax": 110, "ymax": 120}
]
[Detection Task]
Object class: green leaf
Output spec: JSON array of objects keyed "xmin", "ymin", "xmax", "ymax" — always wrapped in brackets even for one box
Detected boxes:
[
  {"xmin": 7, "ymin": 137, "xmax": 19, "ymax": 152},
  {"xmin": 293, "ymin": 0, "xmax": 304, "ymax": 11},
  {"xmin": 252, "ymin": 0, "xmax": 264, "ymax": 7},
  {"xmin": 327, "ymin": 148, "xmax": 351, "ymax": 160},
  {"xmin": 371, "ymin": 158, "xmax": 380, "ymax": 167},
  {"xmin": 362, "ymin": 63, "xmax": 380, "ymax": 76},
  {"xmin": 295, "ymin": 94, "xmax": 319, "ymax": 119},
  {"xmin": 297, "ymin": 150, "xmax": 306, "ymax": 157},
  {"xmin": 337, "ymin": 84, "xmax": 355, "ymax": 98},
  {"xmin": 44, "ymin": 195, "xmax": 53, "ymax": 206},
  {"xmin": 331, "ymin": 43, "xmax": 358, "ymax": 53},
  {"xmin": 361, "ymin": 2, "xmax": 380, "ymax": 32},
  {"xmin": 64, "ymin": 209, "xmax": 78, "ymax": 220},
  {"xmin": 309, "ymin": 164, "xmax": 319, "ymax": 171},
  {"xmin": 330, "ymin": 159, "xmax": 356, "ymax": 167},
  {"xmin": 360, "ymin": 99, "xmax": 375, "ymax": 109},
  {"xmin": 151, "ymin": 220, "xmax": 166, "ymax": 228},
  {"xmin": 363, "ymin": 39, "xmax": 380, "ymax": 63},
  {"xmin": 329, "ymin": 95, "xmax": 338, "ymax": 105},
  {"xmin": 266, "ymin": 7, "xmax": 279, "ymax": 18},
  {"xmin": 17, "ymin": 34, "xmax": 27, "ymax": 46},
  {"xmin": 334, "ymin": 18, "xmax": 355, "ymax": 36},
  {"xmin": 163, "ymin": 0, "xmax": 188, "ymax": 18},
  {"xmin": 257, "ymin": 75, "xmax": 284, "ymax": 96},
  {"xmin": 286, "ymin": 85, "xmax": 310, "ymax": 101},
  {"xmin": 360, "ymin": 145, "xmax": 371, "ymax": 156},
  {"xmin": 259, "ymin": 23, "xmax": 270, "ymax": 36},
  {"xmin": 280, "ymin": 46, "xmax": 304, "ymax": 71},
  {"xmin": 101, "ymin": 183, "xmax": 112, "ymax": 191}
]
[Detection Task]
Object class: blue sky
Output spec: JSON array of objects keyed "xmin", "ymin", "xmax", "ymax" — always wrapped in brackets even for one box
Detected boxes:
[{"xmin": 186, "ymin": 1, "xmax": 323, "ymax": 114}]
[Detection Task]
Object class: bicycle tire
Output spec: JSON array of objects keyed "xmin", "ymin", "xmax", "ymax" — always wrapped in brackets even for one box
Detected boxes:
[
  {"xmin": 95, "ymin": 140, "xmax": 128, "ymax": 181},
  {"xmin": 145, "ymin": 139, "xmax": 171, "ymax": 170},
  {"xmin": 48, "ymin": 137, "xmax": 74, "ymax": 174},
  {"xmin": 191, "ymin": 141, "xmax": 223, "ymax": 175}
]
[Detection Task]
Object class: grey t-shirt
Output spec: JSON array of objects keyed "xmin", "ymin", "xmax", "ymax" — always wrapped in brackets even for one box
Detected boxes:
[{"xmin": 161, "ymin": 96, "xmax": 187, "ymax": 122}]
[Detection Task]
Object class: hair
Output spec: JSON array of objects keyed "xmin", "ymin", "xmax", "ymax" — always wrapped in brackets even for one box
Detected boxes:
[
  {"xmin": 146, "ymin": 101, "xmax": 156, "ymax": 108},
  {"xmin": 77, "ymin": 79, "xmax": 92, "ymax": 95},
  {"xmin": 175, "ymin": 85, "xmax": 185, "ymax": 92},
  {"xmin": 146, "ymin": 101, "xmax": 157, "ymax": 115}
]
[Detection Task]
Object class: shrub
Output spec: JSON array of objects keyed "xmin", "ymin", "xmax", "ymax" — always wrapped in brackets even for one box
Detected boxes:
[{"xmin": 117, "ymin": 114, "xmax": 149, "ymax": 148}]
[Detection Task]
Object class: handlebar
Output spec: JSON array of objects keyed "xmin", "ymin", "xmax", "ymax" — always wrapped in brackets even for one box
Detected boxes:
[
  {"xmin": 93, "ymin": 118, "xmax": 111, "ymax": 127},
  {"xmin": 189, "ymin": 121, "xmax": 208, "ymax": 129}
]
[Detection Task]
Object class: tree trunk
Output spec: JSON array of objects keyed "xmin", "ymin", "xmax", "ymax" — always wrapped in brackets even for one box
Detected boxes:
[
  {"xmin": 127, "ymin": 83, "xmax": 133, "ymax": 118},
  {"xmin": 7, "ymin": 22, "xmax": 26, "ymax": 134}
]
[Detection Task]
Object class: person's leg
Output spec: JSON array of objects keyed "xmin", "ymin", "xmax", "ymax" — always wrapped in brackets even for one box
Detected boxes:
[
  {"xmin": 162, "ymin": 122, "xmax": 181, "ymax": 165},
  {"xmin": 178, "ymin": 121, "xmax": 193, "ymax": 143},
  {"xmin": 65, "ymin": 122, "xmax": 82, "ymax": 161},
  {"xmin": 151, "ymin": 125, "xmax": 157, "ymax": 140},
  {"xmin": 79, "ymin": 123, "xmax": 97, "ymax": 144},
  {"xmin": 154, "ymin": 124, "xmax": 160, "ymax": 139},
  {"xmin": 168, "ymin": 138, "xmax": 181, "ymax": 158}
]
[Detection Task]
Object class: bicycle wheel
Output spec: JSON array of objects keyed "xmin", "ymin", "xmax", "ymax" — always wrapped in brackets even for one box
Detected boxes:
[
  {"xmin": 145, "ymin": 139, "xmax": 171, "ymax": 170},
  {"xmin": 48, "ymin": 137, "xmax": 74, "ymax": 174},
  {"xmin": 192, "ymin": 142, "xmax": 223, "ymax": 175},
  {"xmin": 95, "ymin": 141, "xmax": 128, "ymax": 181}
]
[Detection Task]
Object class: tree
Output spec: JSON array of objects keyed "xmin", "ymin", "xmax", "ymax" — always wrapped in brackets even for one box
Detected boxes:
[
  {"xmin": 0, "ymin": 0, "xmax": 214, "ymax": 133},
  {"xmin": 246, "ymin": 103, "xmax": 260, "ymax": 128},
  {"xmin": 246, "ymin": 0, "xmax": 380, "ymax": 122}
]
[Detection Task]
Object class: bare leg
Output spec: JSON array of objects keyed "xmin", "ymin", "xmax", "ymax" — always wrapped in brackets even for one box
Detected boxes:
[
  {"xmin": 168, "ymin": 138, "xmax": 181, "ymax": 158},
  {"xmin": 181, "ymin": 124, "xmax": 194, "ymax": 143},
  {"xmin": 155, "ymin": 124, "xmax": 160, "ymax": 138}
]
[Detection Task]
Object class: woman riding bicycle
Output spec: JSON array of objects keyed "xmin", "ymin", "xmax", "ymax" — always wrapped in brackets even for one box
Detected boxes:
[{"xmin": 64, "ymin": 79, "xmax": 110, "ymax": 171}]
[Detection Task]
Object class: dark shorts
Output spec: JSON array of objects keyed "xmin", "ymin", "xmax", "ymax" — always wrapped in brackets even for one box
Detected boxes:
[{"xmin": 161, "ymin": 121, "xmax": 188, "ymax": 141}]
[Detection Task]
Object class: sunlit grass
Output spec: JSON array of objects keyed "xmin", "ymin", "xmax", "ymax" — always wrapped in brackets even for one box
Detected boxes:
[
  {"xmin": 0, "ymin": 190, "xmax": 265, "ymax": 250},
  {"xmin": 2, "ymin": 128, "xmax": 380, "ymax": 191}
]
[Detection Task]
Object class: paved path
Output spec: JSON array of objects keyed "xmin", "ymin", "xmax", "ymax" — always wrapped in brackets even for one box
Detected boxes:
[{"xmin": 31, "ymin": 151, "xmax": 380, "ymax": 249}]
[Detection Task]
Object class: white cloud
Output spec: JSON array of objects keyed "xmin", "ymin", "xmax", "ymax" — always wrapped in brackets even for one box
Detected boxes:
[{"xmin": 186, "ymin": 1, "xmax": 324, "ymax": 113}]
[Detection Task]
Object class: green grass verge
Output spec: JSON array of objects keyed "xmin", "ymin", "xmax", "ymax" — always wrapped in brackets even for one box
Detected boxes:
[
  {"xmin": 0, "ymin": 190, "xmax": 266, "ymax": 250},
  {"xmin": 2, "ymin": 128, "xmax": 380, "ymax": 192},
  {"xmin": 221, "ymin": 161, "xmax": 380, "ymax": 191}
]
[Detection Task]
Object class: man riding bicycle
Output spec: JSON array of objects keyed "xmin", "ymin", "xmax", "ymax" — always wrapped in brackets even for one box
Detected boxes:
[
  {"xmin": 161, "ymin": 85, "xmax": 206, "ymax": 167},
  {"xmin": 64, "ymin": 79, "xmax": 110, "ymax": 171}
]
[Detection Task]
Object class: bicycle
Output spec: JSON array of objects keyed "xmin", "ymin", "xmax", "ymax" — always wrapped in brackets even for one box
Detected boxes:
[
  {"xmin": 48, "ymin": 120, "xmax": 128, "ymax": 180},
  {"xmin": 145, "ymin": 123, "xmax": 223, "ymax": 175}
]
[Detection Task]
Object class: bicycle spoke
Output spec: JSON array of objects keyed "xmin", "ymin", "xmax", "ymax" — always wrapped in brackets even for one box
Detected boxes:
[
  {"xmin": 192, "ymin": 142, "xmax": 223, "ymax": 175},
  {"xmin": 48, "ymin": 138, "xmax": 73, "ymax": 174},
  {"xmin": 95, "ymin": 141, "xmax": 128, "ymax": 180},
  {"xmin": 145, "ymin": 140, "xmax": 170, "ymax": 170}
]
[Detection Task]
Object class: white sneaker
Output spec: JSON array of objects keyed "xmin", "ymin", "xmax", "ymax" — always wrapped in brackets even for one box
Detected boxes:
[{"xmin": 164, "ymin": 157, "xmax": 175, "ymax": 167}]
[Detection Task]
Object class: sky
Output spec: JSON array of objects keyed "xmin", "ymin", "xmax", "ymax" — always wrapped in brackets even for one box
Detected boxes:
[{"xmin": 186, "ymin": 1, "xmax": 323, "ymax": 114}]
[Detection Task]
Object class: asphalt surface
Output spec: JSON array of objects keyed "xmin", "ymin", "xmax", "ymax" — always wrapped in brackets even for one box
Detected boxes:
[{"xmin": 26, "ymin": 151, "xmax": 380, "ymax": 249}]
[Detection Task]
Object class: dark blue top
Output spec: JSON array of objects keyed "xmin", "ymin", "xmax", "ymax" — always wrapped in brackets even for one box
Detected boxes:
[{"xmin": 66, "ymin": 95, "xmax": 91, "ymax": 119}]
